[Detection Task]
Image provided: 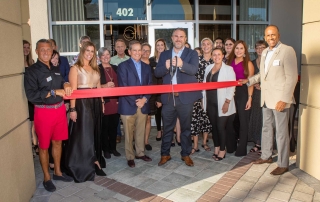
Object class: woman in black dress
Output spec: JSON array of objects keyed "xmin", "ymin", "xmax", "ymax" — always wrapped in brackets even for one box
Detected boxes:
[
  {"xmin": 66, "ymin": 41, "xmax": 106, "ymax": 183},
  {"xmin": 148, "ymin": 39, "xmax": 167, "ymax": 142},
  {"xmin": 248, "ymin": 40, "xmax": 268, "ymax": 153},
  {"xmin": 23, "ymin": 40, "xmax": 38, "ymax": 155},
  {"xmin": 141, "ymin": 43, "xmax": 160, "ymax": 151}
]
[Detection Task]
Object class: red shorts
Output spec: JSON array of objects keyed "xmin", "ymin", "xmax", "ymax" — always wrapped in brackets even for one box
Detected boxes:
[{"xmin": 34, "ymin": 102, "xmax": 68, "ymax": 149}]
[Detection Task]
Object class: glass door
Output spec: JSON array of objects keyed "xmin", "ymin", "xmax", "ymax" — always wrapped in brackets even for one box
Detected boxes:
[{"xmin": 148, "ymin": 22, "xmax": 194, "ymax": 56}]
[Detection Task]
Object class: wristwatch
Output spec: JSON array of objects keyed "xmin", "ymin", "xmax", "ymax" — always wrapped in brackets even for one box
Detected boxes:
[{"xmin": 50, "ymin": 89, "xmax": 56, "ymax": 97}]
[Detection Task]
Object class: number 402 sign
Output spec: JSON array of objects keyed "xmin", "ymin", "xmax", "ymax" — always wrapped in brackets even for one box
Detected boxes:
[{"xmin": 116, "ymin": 8, "xmax": 134, "ymax": 16}]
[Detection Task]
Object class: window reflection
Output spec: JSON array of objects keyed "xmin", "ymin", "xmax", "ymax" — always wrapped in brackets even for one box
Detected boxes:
[
  {"xmin": 199, "ymin": 24, "xmax": 232, "ymax": 44},
  {"xmin": 51, "ymin": 0, "xmax": 99, "ymax": 21},
  {"xmin": 237, "ymin": 24, "xmax": 266, "ymax": 49},
  {"xmin": 152, "ymin": 0, "xmax": 194, "ymax": 20},
  {"xmin": 236, "ymin": 0, "xmax": 268, "ymax": 21},
  {"xmin": 52, "ymin": 25, "xmax": 100, "ymax": 52},
  {"xmin": 199, "ymin": 0, "xmax": 232, "ymax": 20}
]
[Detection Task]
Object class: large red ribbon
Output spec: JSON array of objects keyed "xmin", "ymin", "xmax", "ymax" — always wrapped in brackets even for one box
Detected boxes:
[{"xmin": 64, "ymin": 81, "xmax": 241, "ymax": 99}]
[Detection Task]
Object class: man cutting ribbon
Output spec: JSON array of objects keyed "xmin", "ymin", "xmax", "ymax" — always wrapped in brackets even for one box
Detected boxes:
[{"xmin": 155, "ymin": 28, "xmax": 202, "ymax": 167}]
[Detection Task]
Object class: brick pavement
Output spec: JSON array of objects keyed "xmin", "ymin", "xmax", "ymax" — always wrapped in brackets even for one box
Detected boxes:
[{"xmin": 30, "ymin": 129, "xmax": 320, "ymax": 202}]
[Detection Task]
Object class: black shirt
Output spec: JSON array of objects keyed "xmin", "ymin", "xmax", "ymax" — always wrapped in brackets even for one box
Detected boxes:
[
  {"xmin": 206, "ymin": 69, "xmax": 220, "ymax": 104},
  {"xmin": 24, "ymin": 60, "xmax": 65, "ymax": 105}
]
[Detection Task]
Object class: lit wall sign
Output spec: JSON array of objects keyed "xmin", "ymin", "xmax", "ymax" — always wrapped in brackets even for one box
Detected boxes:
[{"xmin": 104, "ymin": 0, "xmax": 146, "ymax": 20}]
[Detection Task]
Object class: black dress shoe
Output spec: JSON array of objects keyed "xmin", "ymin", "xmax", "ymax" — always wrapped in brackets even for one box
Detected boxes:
[
  {"xmin": 111, "ymin": 150, "xmax": 121, "ymax": 157},
  {"xmin": 135, "ymin": 155, "xmax": 152, "ymax": 162},
  {"xmin": 145, "ymin": 144, "xmax": 152, "ymax": 151},
  {"xmin": 53, "ymin": 173, "xmax": 73, "ymax": 182},
  {"xmin": 95, "ymin": 164, "xmax": 106, "ymax": 176},
  {"xmin": 127, "ymin": 160, "xmax": 135, "ymax": 168},
  {"xmin": 103, "ymin": 151, "xmax": 111, "ymax": 159},
  {"xmin": 43, "ymin": 180, "xmax": 56, "ymax": 192}
]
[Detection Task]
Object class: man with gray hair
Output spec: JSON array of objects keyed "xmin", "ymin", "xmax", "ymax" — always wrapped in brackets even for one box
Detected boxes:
[{"xmin": 117, "ymin": 40, "xmax": 153, "ymax": 168}]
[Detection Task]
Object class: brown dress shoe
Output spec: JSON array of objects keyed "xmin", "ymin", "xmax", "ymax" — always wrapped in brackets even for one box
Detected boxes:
[
  {"xmin": 181, "ymin": 156, "xmax": 194, "ymax": 167},
  {"xmin": 135, "ymin": 155, "xmax": 152, "ymax": 162},
  {"xmin": 270, "ymin": 167, "xmax": 289, "ymax": 175},
  {"xmin": 116, "ymin": 136, "xmax": 121, "ymax": 143},
  {"xmin": 127, "ymin": 160, "xmax": 135, "ymax": 168},
  {"xmin": 252, "ymin": 157, "xmax": 273, "ymax": 164},
  {"xmin": 158, "ymin": 155, "xmax": 171, "ymax": 166}
]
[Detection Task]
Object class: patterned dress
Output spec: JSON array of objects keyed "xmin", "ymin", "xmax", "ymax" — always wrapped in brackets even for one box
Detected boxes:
[{"xmin": 191, "ymin": 55, "xmax": 213, "ymax": 136}]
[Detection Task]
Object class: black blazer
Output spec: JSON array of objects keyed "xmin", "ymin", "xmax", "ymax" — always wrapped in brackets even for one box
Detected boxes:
[{"xmin": 154, "ymin": 48, "xmax": 202, "ymax": 105}]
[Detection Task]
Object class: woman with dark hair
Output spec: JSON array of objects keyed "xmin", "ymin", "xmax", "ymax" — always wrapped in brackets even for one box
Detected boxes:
[
  {"xmin": 149, "ymin": 38, "xmax": 167, "ymax": 141},
  {"xmin": 141, "ymin": 43, "xmax": 156, "ymax": 150},
  {"xmin": 224, "ymin": 38, "xmax": 236, "ymax": 62},
  {"xmin": 23, "ymin": 40, "xmax": 38, "ymax": 155},
  {"xmin": 203, "ymin": 48, "xmax": 236, "ymax": 161},
  {"xmin": 47, "ymin": 50, "xmax": 61, "ymax": 171},
  {"xmin": 51, "ymin": 50, "xmax": 60, "ymax": 66},
  {"xmin": 185, "ymin": 42, "xmax": 191, "ymax": 48},
  {"xmin": 227, "ymin": 40, "xmax": 254, "ymax": 156},
  {"xmin": 98, "ymin": 47, "xmax": 121, "ymax": 159},
  {"xmin": 194, "ymin": 47, "xmax": 202, "ymax": 56},
  {"xmin": 66, "ymin": 41, "xmax": 106, "ymax": 183},
  {"xmin": 248, "ymin": 40, "xmax": 268, "ymax": 153}
]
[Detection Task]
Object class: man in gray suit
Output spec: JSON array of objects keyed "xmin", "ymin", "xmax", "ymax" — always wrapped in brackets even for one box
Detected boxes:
[{"xmin": 239, "ymin": 25, "xmax": 298, "ymax": 175}]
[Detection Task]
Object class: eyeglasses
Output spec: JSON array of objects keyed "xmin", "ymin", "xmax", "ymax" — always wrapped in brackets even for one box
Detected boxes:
[
  {"xmin": 225, "ymin": 43, "xmax": 233, "ymax": 46},
  {"xmin": 256, "ymin": 47, "xmax": 266, "ymax": 50}
]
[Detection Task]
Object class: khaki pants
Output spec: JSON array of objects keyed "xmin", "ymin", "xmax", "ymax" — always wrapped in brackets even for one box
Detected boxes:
[{"xmin": 121, "ymin": 108, "xmax": 147, "ymax": 160}]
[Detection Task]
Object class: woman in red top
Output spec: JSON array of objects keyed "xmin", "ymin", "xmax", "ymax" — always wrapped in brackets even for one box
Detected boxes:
[
  {"xmin": 98, "ymin": 47, "xmax": 121, "ymax": 159},
  {"xmin": 227, "ymin": 40, "xmax": 254, "ymax": 156}
]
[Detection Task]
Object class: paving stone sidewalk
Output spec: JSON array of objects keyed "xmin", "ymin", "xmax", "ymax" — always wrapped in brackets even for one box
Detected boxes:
[{"xmin": 30, "ymin": 128, "xmax": 320, "ymax": 202}]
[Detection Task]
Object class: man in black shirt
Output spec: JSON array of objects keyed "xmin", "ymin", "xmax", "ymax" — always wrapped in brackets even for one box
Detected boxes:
[{"xmin": 24, "ymin": 39, "xmax": 73, "ymax": 192}]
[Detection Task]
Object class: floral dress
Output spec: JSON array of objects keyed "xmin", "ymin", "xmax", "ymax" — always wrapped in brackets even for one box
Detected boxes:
[{"xmin": 191, "ymin": 55, "xmax": 213, "ymax": 135}]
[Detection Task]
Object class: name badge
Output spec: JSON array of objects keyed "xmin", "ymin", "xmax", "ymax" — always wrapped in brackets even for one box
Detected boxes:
[
  {"xmin": 273, "ymin": 60, "xmax": 280, "ymax": 66},
  {"xmin": 46, "ymin": 76, "xmax": 52, "ymax": 82},
  {"xmin": 55, "ymin": 73, "xmax": 60, "ymax": 75}
]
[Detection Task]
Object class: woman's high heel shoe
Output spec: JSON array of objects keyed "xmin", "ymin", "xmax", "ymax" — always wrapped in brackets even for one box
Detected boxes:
[
  {"xmin": 33, "ymin": 145, "xmax": 39, "ymax": 155},
  {"xmin": 95, "ymin": 164, "xmax": 106, "ymax": 176},
  {"xmin": 175, "ymin": 136, "xmax": 181, "ymax": 146},
  {"xmin": 156, "ymin": 131, "xmax": 162, "ymax": 141},
  {"xmin": 214, "ymin": 154, "xmax": 226, "ymax": 161}
]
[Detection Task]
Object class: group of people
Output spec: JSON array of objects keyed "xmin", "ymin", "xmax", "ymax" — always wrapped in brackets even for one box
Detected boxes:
[{"xmin": 24, "ymin": 24, "xmax": 298, "ymax": 192}]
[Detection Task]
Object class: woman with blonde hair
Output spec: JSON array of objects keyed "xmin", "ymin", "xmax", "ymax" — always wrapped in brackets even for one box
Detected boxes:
[
  {"xmin": 66, "ymin": 41, "xmax": 106, "ymax": 182},
  {"xmin": 190, "ymin": 37, "xmax": 213, "ymax": 153},
  {"xmin": 149, "ymin": 38, "xmax": 167, "ymax": 141}
]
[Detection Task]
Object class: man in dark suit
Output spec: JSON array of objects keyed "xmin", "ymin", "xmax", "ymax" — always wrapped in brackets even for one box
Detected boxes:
[
  {"xmin": 117, "ymin": 40, "xmax": 153, "ymax": 168},
  {"xmin": 155, "ymin": 28, "xmax": 201, "ymax": 167}
]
